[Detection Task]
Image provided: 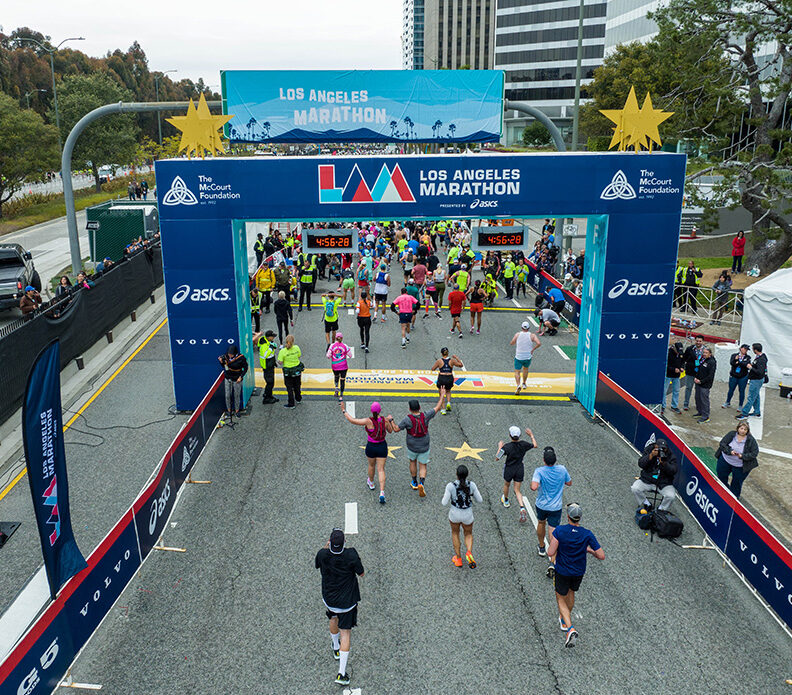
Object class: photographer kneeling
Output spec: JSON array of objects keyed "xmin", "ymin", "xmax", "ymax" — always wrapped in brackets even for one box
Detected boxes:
[{"xmin": 631, "ymin": 439, "xmax": 678, "ymax": 512}]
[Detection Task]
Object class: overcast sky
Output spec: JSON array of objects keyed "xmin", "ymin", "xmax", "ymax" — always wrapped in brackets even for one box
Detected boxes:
[{"xmin": 1, "ymin": 0, "xmax": 403, "ymax": 83}]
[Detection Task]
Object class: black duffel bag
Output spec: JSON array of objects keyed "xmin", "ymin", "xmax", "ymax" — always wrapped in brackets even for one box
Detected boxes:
[{"xmin": 652, "ymin": 510, "xmax": 684, "ymax": 538}]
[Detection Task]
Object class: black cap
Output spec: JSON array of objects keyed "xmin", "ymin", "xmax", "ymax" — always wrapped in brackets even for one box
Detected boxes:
[
  {"xmin": 264, "ymin": 330, "xmax": 276, "ymax": 338},
  {"xmin": 329, "ymin": 528, "xmax": 344, "ymax": 554},
  {"xmin": 543, "ymin": 446, "xmax": 557, "ymax": 465}
]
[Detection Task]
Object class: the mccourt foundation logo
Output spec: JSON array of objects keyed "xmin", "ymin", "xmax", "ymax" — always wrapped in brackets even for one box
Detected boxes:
[
  {"xmin": 600, "ymin": 170, "xmax": 637, "ymax": 201},
  {"xmin": 162, "ymin": 176, "xmax": 199, "ymax": 206},
  {"xmin": 319, "ymin": 163, "xmax": 415, "ymax": 203}
]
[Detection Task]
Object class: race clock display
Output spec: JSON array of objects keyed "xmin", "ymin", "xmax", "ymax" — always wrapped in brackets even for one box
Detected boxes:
[
  {"xmin": 304, "ymin": 231, "xmax": 354, "ymax": 254},
  {"xmin": 472, "ymin": 229, "xmax": 526, "ymax": 251}
]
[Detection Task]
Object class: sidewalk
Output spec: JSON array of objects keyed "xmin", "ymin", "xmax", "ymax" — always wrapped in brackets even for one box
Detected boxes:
[{"xmin": 663, "ymin": 379, "xmax": 792, "ymax": 543}]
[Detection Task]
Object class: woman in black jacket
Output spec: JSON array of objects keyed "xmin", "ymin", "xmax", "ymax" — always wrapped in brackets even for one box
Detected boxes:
[{"xmin": 715, "ymin": 420, "xmax": 759, "ymax": 498}]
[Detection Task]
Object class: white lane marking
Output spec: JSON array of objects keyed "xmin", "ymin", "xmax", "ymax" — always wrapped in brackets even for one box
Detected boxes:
[
  {"xmin": 512, "ymin": 299, "xmax": 521, "ymax": 307},
  {"xmin": 527, "ymin": 316, "xmax": 539, "ymax": 328},
  {"xmin": 523, "ymin": 499, "xmax": 539, "ymax": 529},
  {"xmin": 343, "ymin": 688, "xmax": 362, "ymax": 695},
  {"xmin": 348, "ymin": 309, "xmax": 355, "ymax": 315},
  {"xmin": 349, "ymin": 347, "xmax": 355, "ymax": 359},
  {"xmin": 553, "ymin": 345, "xmax": 570, "ymax": 361},
  {"xmin": 347, "ymin": 401, "xmax": 356, "ymax": 418},
  {"xmin": 345, "ymin": 502, "xmax": 359, "ymax": 535}
]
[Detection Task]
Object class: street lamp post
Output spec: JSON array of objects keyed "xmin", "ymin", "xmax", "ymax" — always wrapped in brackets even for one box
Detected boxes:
[
  {"xmin": 24, "ymin": 88, "xmax": 48, "ymax": 109},
  {"xmin": 154, "ymin": 70, "xmax": 178, "ymax": 145},
  {"xmin": 571, "ymin": 0, "xmax": 586, "ymax": 150},
  {"xmin": 18, "ymin": 36, "xmax": 85, "ymax": 155}
]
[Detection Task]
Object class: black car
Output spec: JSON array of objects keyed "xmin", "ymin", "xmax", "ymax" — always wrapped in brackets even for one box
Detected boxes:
[{"xmin": 0, "ymin": 244, "xmax": 41, "ymax": 311}]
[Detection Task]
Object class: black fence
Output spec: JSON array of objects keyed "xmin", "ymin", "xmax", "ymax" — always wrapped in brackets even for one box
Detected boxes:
[{"xmin": 0, "ymin": 244, "xmax": 164, "ymax": 425}]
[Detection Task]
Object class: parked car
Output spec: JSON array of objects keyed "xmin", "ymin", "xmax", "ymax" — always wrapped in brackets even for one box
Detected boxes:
[{"xmin": 0, "ymin": 244, "xmax": 42, "ymax": 311}]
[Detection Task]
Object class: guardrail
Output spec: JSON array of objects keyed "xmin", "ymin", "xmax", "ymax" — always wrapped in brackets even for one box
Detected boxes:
[
  {"xmin": 671, "ymin": 283, "xmax": 744, "ymax": 328},
  {"xmin": 0, "ymin": 244, "xmax": 163, "ymax": 426},
  {"xmin": 0, "ymin": 374, "xmax": 225, "ymax": 694},
  {"xmin": 595, "ymin": 372, "xmax": 792, "ymax": 635}
]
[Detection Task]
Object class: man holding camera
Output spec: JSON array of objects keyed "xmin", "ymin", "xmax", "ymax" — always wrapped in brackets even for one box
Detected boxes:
[{"xmin": 630, "ymin": 439, "xmax": 678, "ymax": 512}]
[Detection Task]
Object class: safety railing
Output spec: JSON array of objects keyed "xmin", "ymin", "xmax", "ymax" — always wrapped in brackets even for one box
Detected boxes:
[{"xmin": 671, "ymin": 283, "xmax": 744, "ymax": 328}]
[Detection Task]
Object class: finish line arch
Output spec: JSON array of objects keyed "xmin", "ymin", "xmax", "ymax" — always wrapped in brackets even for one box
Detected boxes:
[{"xmin": 154, "ymin": 152, "xmax": 685, "ymax": 412}]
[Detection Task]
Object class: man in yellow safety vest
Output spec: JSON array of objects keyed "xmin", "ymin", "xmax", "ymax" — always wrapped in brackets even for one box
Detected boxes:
[{"xmin": 253, "ymin": 329, "xmax": 279, "ymax": 404}]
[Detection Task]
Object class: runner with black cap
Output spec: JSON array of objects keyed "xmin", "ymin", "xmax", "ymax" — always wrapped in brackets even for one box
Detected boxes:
[
  {"xmin": 547, "ymin": 503, "xmax": 605, "ymax": 648},
  {"xmin": 315, "ymin": 528, "xmax": 365, "ymax": 686},
  {"xmin": 389, "ymin": 389, "xmax": 446, "ymax": 496},
  {"xmin": 495, "ymin": 425, "xmax": 537, "ymax": 521}
]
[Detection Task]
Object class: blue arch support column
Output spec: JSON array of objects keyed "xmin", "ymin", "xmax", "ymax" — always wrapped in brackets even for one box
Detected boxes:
[{"xmin": 155, "ymin": 154, "xmax": 685, "ymax": 411}]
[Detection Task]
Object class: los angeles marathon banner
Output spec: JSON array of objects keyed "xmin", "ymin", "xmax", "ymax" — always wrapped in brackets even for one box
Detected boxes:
[
  {"xmin": 221, "ymin": 70, "xmax": 504, "ymax": 143},
  {"xmin": 21, "ymin": 340, "xmax": 87, "ymax": 599}
]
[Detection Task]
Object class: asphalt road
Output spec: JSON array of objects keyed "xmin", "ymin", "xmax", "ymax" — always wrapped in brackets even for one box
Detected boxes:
[{"xmin": 58, "ymin": 302, "xmax": 790, "ymax": 695}]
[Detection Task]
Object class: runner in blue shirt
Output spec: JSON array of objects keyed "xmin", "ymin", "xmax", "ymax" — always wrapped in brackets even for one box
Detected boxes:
[
  {"xmin": 530, "ymin": 446, "xmax": 571, "ymax": 562},
  {"xmin": 547, "ymin": 503, "xmax": 605, "ymax": 648}
]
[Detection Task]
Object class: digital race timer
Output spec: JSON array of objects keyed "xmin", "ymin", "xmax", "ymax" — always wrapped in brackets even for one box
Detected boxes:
[
  {"xmin": 304, "ymin": 231, "xmax": 354, "ymax": 254},
  {"xmin": 473, "ymin": 229, "xmax": 526, "ymax": 251}
]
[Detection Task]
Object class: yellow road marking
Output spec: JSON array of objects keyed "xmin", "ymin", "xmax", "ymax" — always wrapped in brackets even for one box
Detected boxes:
[
  {"xmin": 270, "ymin": 389, "xmax": 570, "ymax": 401},
  {"xmin": 0, "ymin": 317, "xmax": 169, "ymax": 504}
]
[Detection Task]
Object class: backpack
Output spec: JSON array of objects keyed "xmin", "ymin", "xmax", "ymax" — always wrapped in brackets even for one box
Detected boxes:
[
  {"xmin": 407, "ymin": 413, "xmax": 428, "ymax": 438},
  {"xmin": 358, "ymin": 267, "xmax": 367, "ymax": 281},
  {"xmin": 652, "ymin": 510, "xmax": 684, "ymax": 538},
  {"xmin": 635, "ymin": 507, "xmax": 653, "ymax": 530},
  {"xmin": 453, "ymin": 480, "xmax": 472, "ymax": 509},
  {"xmin": 325, "ymin": 300, "xmax": 336, "ymax": 319}
]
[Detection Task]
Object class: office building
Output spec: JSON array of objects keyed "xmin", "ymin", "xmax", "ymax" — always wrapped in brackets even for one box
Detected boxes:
[
  {"xmin": 402, "ymin": 0, "xmax": 425, "ymax": 69},
  {"xmin": 403, "ymin": 0, "xmax": 497, "ymax": 70},
  {"xmin": 604, "ymin": 0, "xmax": 660, "ymax": 54},
  {"xmin": 496, "ymin": 0, "xmax": 607, "ymax": 143}
]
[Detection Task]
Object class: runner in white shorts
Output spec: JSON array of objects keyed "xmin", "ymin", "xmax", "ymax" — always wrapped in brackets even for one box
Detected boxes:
[{"xmin": 442, "ymin": 465, "xmax": 483, "ymax": 568}]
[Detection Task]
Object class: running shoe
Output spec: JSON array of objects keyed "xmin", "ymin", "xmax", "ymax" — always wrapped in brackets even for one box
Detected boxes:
[
  {"xmin": 333, "ymin": 649, "xmax": 341, "ymax": 660},
  {"xmin": 470, "ymin": 326, "xmax": 475, "ymax": 334},
  {"xmin": 418, "ymin": 482, "xmax": 426, "ymax": 497},
  {"xmin": 546, "ymin": 564, "xmax": 556, "ymax": 579},
  {"xmin": 515, "ymin": 384, "xmax": 523, "ymax": 395},
  {"xmin": 446, "ymin": 403, "xmax": 451, "ymax": 412},
  {"xmin": 379, "ymin": 493, "xmax": 386, "ymax": 504},
  {"xmin": 360, "ymin": 343, "xmax": 366, "ymax": 349},
  {"xmin": 401, "ymin": 338, "xmax": 406, "ymax": 349},
  {"xmin": 558, "ymin": 616, "xmax": 568, "ymax": 631},
  {"xmin": 537, "ymin": 544, "xmax": 547, "ymax": 557},
  {"xmin": 364, "ymin": 346, "xmax": 369, "ymax": 353},
  {"xmin": 423, "ymin": 314, "xmax": 429, "ymax": 319},
  {"xmin": 367, "ymin": 478, "xmax": 376, "ymax": 490},
  {"xmin": 698, "ymin": 417, "xmax": 710, "ymax": 423},
  {"xmin": 436, "ymin": 311, "xmax": 442, "ymax": 319},
  {"xmin": 565, "ymin": 627, "xmax": 578, "ymax": 648},
  {"xmin": 519, "ymin": 507, "xmax": 527, "ymax": 523},
  {"xmin": 458, "ymin": 332, "xmax": 463, "ymax": 339},
  {"xmin": 722, "ymin": 403, "xmax": 730, "ymax": 409},
  {"xmin": 440, "ymin": 407, "xmax": 448, "ymax": 415},
  {"xmin": 410, "ymin": 479, "xmax": 419, "ymax": 490},
  {"xmin": 452, "ymin": 555, "xmax": 463, "ymax": 567},
  {"xmin": 334, "ymin": 388, "xmax": 339, "ymax": 398},
  {"xmin": 449, "ymin": 327, "xmax": 455, "ymax": 333},
  {"xmin": 334, "ymin": 673, "xmax": 351, "ymax": 685},
  {"xmin": 465, "ymin": 551, "xmax": 476, "ymax": 568},
  {"xmin": 501, "ymin": 495, "xmax": 510, "ymax": 508},
  {"xmin": 476, "ymin": 329, "xmax": 480, "ymax": 335}
]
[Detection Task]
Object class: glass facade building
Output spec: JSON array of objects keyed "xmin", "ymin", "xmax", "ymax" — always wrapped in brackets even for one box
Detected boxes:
[{"xmin": 403, "ymin": 0, "xmax": 426, "ymax": 69}]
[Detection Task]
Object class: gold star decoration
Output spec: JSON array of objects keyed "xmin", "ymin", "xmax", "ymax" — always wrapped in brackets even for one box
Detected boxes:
[
  {"xmin": 445, "ymin": 442, "xmax": 488, "ymax": 461},
  {"xmin": 166, "ymin": 93, "xmax": 233, "ymax": 159},
  {"xmin": 599, "ymin": 86, "xmax": 673, "ymax": 152},
  {"xmin": 359, "ymin": 445, "xmax": 402, "ymax": 460}
]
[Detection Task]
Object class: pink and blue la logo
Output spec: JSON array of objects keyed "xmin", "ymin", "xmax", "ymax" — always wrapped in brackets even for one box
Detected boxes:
[{"xmin": 319, "ymin": 163, "xmax": 416, "ymax": 203}]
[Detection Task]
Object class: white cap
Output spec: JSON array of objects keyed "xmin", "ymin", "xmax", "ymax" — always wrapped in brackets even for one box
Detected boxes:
[
  {"xmin": 509, "ymin": 426, "xmax": 521, "ymax": 438},
  {"xmin": 521, "ymin": 321, "xmax": 531, "ymax": 330}
]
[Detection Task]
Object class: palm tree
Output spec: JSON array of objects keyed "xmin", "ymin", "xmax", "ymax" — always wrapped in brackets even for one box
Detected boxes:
[
  {"xmin": 246, "ymin": 117, "xmax": 257, "ymax": 140},
  {"xmin": 432, "ymin": 120, "xmax": 443, "ymax": 138},
  {"xmin": 447, "ymin": 123, "xmax": 457, "ymax": 139},
  {"xmin": 261, "ymin": 121, "xmax": 271, "ymax": 138},
  {"xmin": 390, "ymin": 120, "xmax": 400, "ymax": 137},
  {"xmin": 403, "ymin": 116, "xmax": 415, "ymax": 139}
]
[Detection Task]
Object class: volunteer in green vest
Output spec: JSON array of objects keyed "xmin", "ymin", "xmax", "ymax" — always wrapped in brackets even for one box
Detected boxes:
[
  {"xmin": 322, "ymin": 290, "xmax": 343, "ymax": 345},
  {"xmin": 298, "ymin": 260, "xmax": 314, "ymax": 312},
  {"xmin": 250, "ymin": 287, "xmax": 262, "ymax": 332},
  {"xmin": 277, "ymin": 334, "xmax": 303, "ymax": 409},
  {"xmin": 503, "ymin": 255, "xmax": 517, "ymax": 299},
  {"xmin": 448, "ymin": 243, "xmax": 460, "ymax": 265},
  {"xmin": 254, "ymin": 233, "xmax": 265, "ymax": 268},
  {"xmin": 676, "ymin": 260, "xmax": 702, "ymax": 313},
  {"xmin": 253, "ymin": 330, "xmax": 279, "ymax": 404}
]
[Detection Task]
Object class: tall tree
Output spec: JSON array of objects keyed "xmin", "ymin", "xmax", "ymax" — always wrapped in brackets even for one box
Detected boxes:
[
  {"xmin": 54, "ymin": 73, "xmax": 139, "ymax": 191},
  {"xmin": 0, "ymin": 92, "xmax": 59, "ymax": 217},
  {"xmin": 651, "ymin": 0, "xmax": 792, "ymax": 274}
]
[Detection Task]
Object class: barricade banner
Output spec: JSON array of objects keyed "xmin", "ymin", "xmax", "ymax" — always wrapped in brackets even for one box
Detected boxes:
[
  {"xmin": 133, "ymin": 460, "xmax": 177, "ymax": 560},
  {"xmin": 725, "ymin": 511, "xmax": 792, "ymax": 628},
  {"xmin": 524, "ymin": 260, "xmax": 581, "ymax": 328},
  {"xmin": 22, "ymin": 340, "xmax": 87, "ymax": 598},
  {"xmin": 171, "ymin": 417, "xmax": 207, "ymax": 491},
  {"xmin": 594, "ymin": 371, "xmax": 791, "ymax": 629}
]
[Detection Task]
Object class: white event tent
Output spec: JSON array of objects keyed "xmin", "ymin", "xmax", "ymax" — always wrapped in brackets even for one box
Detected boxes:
[{"xmin": 740, "ymin": 267, "xmax": 792, "ymax": 386}]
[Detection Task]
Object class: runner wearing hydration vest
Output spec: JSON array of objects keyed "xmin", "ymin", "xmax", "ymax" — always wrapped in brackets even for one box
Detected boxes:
[
  {"xmin": 389, "ymin": 391, "xmax": 445, "ymax": 497},
  {"xmin": 326, "ymin": 333, "xmax": 352, "ymax": 400},
  {"xmin": 321, "ymin": 291, "xmax": 343, "ymax": 345}
]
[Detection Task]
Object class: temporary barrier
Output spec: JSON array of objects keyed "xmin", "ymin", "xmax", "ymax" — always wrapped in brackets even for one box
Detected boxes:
[
  {"xmin": 594, "ymin": 371, "xmax": 792, "ymax": 633},
  {"xmin": 523, "ymin": 259, "xmax": 581, "ymax": 327},
  {"xmin": 0, "ymin": 374, "xmax": 225, "ymax": 695},
  {"xmin": 0, "ymin": 244, "xmax": 164, "ymax": 426}
]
